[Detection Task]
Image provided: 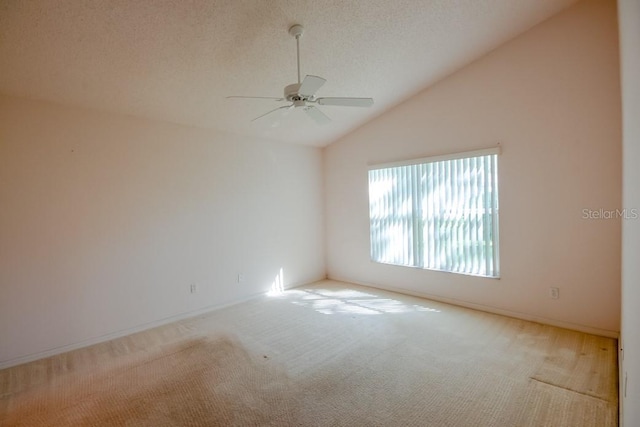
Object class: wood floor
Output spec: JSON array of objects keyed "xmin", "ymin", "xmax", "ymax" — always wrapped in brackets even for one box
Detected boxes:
[{"xmin": 0, "ymin": 280, "xmax": 618, "ymax": 426}]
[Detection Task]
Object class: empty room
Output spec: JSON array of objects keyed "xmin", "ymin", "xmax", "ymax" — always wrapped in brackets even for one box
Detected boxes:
[{"xmin": 1, "ymin": 0, "xmax": 639, "ymax": 426}]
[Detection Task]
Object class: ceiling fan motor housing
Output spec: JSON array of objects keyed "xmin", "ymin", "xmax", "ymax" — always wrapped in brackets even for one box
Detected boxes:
[{"xmin": 285, "ymin": 83, "xmax": 305, "ymax": 102}]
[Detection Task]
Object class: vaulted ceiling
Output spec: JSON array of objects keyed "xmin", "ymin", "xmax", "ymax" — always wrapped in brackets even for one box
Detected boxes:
[{"xmin": 0, "ymin": 0, "xmax": 578, "ymax": 147}]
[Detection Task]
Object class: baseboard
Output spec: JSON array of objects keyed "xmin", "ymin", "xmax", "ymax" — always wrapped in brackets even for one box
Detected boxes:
[
  {"xmin": 327, "ymin": 275, "xmax": 619, "ymax": 339},
  {"xmin": 0, "ymin": 275, "xmax": 325, "ymax": 371}
]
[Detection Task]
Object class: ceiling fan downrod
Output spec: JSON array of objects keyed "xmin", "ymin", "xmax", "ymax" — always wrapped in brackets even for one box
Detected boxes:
[{"xmin": 288, "ymin": 24, "xmax": 304, "ymax": 85}]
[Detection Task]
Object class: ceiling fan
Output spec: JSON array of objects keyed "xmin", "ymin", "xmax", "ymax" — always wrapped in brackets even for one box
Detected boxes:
[{"xmin": 227, "ymin": 24, "xmax": 374, "ymax": 126}]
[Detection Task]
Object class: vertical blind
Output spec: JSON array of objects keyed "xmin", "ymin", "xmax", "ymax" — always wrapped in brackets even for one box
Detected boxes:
[{"xmin": 368, "ymin": 149, "xmax": 500, "ymax": 278}]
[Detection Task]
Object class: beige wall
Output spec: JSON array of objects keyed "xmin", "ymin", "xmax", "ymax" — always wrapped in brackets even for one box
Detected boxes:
[
  {"xmin": 618, "ymin": 0, "xmax": 640, "ymax": 424},
  {"xmin": 325, "ymin": 0, "xmax": 621, "ymax": 335},
  {"xmin": 0, "ymin": 96, "xmax": 325, "ymax": 367}
]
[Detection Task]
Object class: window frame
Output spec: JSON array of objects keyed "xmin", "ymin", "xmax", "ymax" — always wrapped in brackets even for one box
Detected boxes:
[{"xmin": 367, "ymin": 146, "xmax": 501, "ymax": 279}]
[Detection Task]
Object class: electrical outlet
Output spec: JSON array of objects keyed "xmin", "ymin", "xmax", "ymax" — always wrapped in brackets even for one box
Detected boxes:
[
  {"xmin": 190, "ymin": 283, "xmax": 197, "ymax": 294},
  {"xmin": 549, "ymin": 287, "xmax": 559, "ymax": 299}
]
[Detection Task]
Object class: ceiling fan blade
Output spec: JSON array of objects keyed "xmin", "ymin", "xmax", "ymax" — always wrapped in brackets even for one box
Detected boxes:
[
  {"xmin": 299, "ymin": 75, "xmax": 326, "ymax": 97},
  {"xmin": 316, "ymin": 97, "xmax": 374, "ymax": 107},
  {"xmin": 227, "ymin": 96, "xmax": 286, "ymax": 101},
  {"xmin": 251, "ymin": 105, "xmax": 293, "ymax": 122},
  {"xmin": 304, "ymin": 106, "xmax": 331, "ymax": 125}
]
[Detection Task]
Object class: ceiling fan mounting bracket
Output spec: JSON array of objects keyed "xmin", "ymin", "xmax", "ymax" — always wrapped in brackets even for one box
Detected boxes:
[{"xmin": 288, "ymin": 24, "xmax": 304, "ymax": 39}]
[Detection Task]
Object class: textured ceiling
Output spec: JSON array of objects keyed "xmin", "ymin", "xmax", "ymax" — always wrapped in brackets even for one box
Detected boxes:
[{"xmin": 0, "ymin": 0, "xmax": 578, "ymax": 147}]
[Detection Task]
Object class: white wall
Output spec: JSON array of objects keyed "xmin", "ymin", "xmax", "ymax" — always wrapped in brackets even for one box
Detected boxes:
[
  {"xmin": 325, "ymin": 0, "xmax": 621, "ymax": 335},
  {"xmin": 618, "ymin": 0, "xmax": 640, "ymax": 424},
  {"xmin": 0, "ymin": 95, "xmax": 325, "ymax": 367}
]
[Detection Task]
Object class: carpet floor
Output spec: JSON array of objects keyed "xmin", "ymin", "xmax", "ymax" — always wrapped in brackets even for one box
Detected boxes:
[{"xmin": 0, "ymin": 280, "xmax": 618, "ymax": 426}]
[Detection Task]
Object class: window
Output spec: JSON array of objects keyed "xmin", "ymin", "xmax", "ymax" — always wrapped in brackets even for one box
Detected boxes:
[{"xmin": 368, "ymin": 147, "xmax": 500, "ymax": 278}]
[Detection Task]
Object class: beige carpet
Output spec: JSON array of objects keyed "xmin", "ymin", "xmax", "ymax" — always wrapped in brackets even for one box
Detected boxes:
[{"xmin": 0, "ymin": 280, "xmax": 618, "ymax": 426}]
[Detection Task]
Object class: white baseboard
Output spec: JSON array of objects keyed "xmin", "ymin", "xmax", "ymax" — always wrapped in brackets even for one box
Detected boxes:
[
  {"xmin": 0, "ymin": 275, "xmax": 326, "ymax": 370},
  {"xmin": 327, "ymin": 275, "xmax": 620, "ymax": 339}
]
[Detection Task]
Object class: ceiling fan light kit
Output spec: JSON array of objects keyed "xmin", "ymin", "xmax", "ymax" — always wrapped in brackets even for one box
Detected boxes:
[{"xmin": 227, "ymin": 24, "xmax": 374, "ymax": 126}]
